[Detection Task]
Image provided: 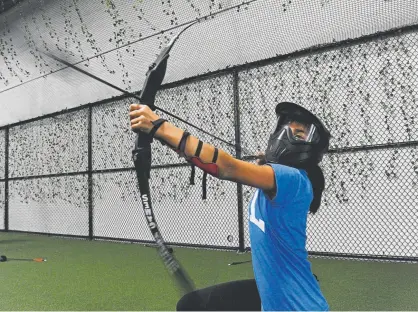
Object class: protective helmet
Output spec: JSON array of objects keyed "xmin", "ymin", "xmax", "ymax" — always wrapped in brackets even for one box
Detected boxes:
[{"xmin": 265, "ymin": 102, "xmax": 331, "ymax": 168}]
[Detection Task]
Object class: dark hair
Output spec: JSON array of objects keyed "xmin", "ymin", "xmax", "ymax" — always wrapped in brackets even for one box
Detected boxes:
[{"xmin": 306, "ymin": 165, "xmax": 325, "ymax": 214}]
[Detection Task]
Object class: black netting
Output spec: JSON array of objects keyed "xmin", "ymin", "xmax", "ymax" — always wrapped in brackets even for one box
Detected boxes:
[
  {"xmin": 155, "ymin": 74, "xmax": 237, "ymax": 157},
  {"xmin": 8, "ymin": 109, "xmax": 88, "ymax": 177},
  {"xmin": 8, "ymin": 175, "xmax": 89, "ymax": 235},
  {"xmin": 238, "ymin": 32, "xmax": 418, "ymax": 154},
  {"xmin": 93, "ymin": 167, "xmax": 239, "ymax": 248},
  {"xmin": 239, "ymin": 31, "xmax": 418, "ymax": 257},
  {"xmin": 92, "ymin": 170, "xmax": 150, "ymax": 240},
  {"xmin": 92, "ymin": 97, "xmax": 138, "ymax": 170},
  {"xmin": 307, "ymin": 148, "xmax": 418, "ymax": 257}
]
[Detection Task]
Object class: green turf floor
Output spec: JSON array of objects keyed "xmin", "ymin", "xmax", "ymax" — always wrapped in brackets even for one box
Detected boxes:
[{"xmin": 1, "ymin": 232, "xmax": 417, "ymax": 311}]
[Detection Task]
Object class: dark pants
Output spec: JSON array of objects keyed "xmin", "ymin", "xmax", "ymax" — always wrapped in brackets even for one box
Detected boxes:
[{"xmin": 176, "ymin": 279, "xmax": 261, "ymax": 311}]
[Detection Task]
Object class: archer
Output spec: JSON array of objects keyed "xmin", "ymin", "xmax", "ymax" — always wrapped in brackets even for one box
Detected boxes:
[{"xmin": 129, "ymin": 101, "xmax": 331, "ymax": 311}]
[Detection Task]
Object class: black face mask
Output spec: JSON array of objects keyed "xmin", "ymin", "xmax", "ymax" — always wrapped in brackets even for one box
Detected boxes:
[
  {"xmin": 265, "ymin": 102, "xmax": 331, "ymax": 168},
  {"xmin": 265, "ymin": 125, "xmax": 318, "ymax": 168}
]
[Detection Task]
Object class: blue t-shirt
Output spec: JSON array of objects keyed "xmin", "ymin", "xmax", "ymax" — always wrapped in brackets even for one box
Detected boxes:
[{"xmin": 248, "ymin": 163, "xmax": 329, "ymax": 311}]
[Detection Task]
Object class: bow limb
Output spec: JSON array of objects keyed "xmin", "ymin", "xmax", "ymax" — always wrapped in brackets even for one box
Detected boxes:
[
  {"xmin": 131, "ymin": 23, "xmax": 198, "ymax": 295},
  {"xmin": 132, "ymin": 132, "xmax": 196, "ymax": 294}
]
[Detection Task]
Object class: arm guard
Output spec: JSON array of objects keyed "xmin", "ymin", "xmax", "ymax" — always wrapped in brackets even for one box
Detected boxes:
[
  {"xmin": 157, "ymin": 130, "xmax": 220, "ymax": 199},
  {"xmin": 177, "ymin": 131, "xmax": 219, "ymax": 178},
  {"xmin": 189, "ymin": 148, "xmax": 219, "ymax": 177}
]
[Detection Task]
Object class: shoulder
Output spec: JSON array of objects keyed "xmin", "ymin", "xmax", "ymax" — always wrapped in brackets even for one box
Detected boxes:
[
  {"xmin": 268, "ymin": 163, "xmax": 302, "ymax": 176},
  {"xmin": 268, "ymin": 163, "xmax": 308, "ymax": 186},
  {"xmin": 267, "ymin": 163, "xmax": 312, "ymax": 204}
]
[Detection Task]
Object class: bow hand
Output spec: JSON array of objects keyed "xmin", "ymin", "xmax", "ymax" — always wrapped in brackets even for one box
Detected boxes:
[{"xmin": 130, "ymin": 104, "xmax": 162, "ymax": 134}]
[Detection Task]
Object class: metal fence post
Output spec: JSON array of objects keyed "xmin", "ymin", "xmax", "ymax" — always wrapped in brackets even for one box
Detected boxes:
[
  {"xmin": 4, "ymin": 127, "xmax": 9, "ymax": 231},
  {"xmin": 88, "ymin": 106, "xmax": 93, "ymax": 240},
  {"xmin": 233, "ymin": 70, "xmax": 245, "ymax": 252}
]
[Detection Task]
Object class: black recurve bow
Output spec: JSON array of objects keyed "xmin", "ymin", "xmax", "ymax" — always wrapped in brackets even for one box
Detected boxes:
[{"xmin": 43, "ymin": 19, "xmax": 252, "ymax": 295}]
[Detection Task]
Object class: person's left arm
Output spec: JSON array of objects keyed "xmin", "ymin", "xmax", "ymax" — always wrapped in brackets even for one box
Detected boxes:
[{"xmin": 129, "ymin": 104, "xmax": 275, "ymax": 192}]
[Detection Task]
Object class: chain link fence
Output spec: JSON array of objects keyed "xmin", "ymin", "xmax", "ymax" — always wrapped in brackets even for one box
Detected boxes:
[
  {"xmin": 239, "ymin": 29, "xmax": 418, "ymax": 260},
  {"xmin": 0, "ymin": 0, "xmax": 417, "ymax": 261}
]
